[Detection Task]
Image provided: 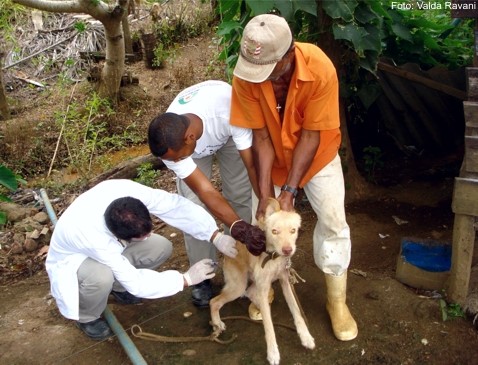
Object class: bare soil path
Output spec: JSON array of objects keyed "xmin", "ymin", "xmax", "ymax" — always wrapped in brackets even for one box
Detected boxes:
[
  {"xmin": 1, "ymin": 10, "xmax": 477, "ymax": 364},
  {"xmin": 1, "ymin": 177, "xmax": 478, "ymax": 365}
]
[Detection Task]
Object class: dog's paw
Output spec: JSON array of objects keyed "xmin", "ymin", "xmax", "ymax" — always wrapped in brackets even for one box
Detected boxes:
[
  {"xmin": 248, "ymin": 302, "xmax": 263, "ymax": 321},
  {"xmin": 300, "ymin": 333, "xmax": 315, "ymax": 350},
  {"xmin": 211, "ymin": 320, "xmax": 226, "ymax": 334},
  {"xmin": 267, "ymin": 345, "xmax": 280, "ymax": 365}
]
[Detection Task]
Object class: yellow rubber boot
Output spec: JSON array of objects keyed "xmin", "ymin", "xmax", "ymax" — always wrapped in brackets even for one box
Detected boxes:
[
  {"xmin": 248, "ymin": 288, "xmax": 275, "ymax": 321},
  {"xmin": 325, "ymin": 272, "xmax": 358, "ymax": 341}
]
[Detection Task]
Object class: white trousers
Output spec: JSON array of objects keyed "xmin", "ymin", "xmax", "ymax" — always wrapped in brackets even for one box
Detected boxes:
[{"xmin": 252, "ymin": 153, "xmax": 351, "ymax": 276}]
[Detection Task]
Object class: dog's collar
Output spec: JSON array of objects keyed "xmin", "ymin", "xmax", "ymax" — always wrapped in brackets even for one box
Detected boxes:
[
  {"xmin": 261, "ymin": 251, "xmax": 280, "ymax": 268},
  {"xmin": 261, "ymin": 251, "xmax": 293, "ymax": 269}
]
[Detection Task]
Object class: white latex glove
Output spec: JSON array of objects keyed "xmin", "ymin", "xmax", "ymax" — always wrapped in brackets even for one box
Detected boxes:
[
  {"xmin": 183, "ymin": 258, "xmax": 216, "ymax": 286},
  {"xmin": 212, "ymin": 232, "xmax": 238, "ymax": 258}
]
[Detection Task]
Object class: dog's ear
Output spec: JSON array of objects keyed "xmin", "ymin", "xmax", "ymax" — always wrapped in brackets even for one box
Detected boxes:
[{"xmin": 264, "ymin": 198, "xmax": 280, "ymax": 218}]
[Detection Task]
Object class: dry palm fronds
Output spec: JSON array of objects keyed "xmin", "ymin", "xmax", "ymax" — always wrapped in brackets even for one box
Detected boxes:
[{"xmin": 4, "ymin": 12, "xmax": 105, "ymax": 82}]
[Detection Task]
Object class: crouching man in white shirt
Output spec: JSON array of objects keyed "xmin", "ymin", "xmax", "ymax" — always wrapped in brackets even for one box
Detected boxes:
[{"xmin": 45, "ymin": 179, "xmax": 238, "ymax": 340}]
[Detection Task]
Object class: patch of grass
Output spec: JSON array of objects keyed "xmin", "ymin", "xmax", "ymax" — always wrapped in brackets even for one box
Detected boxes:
[
  {"xmin": 134, "ymin": 162, "xmax": 161, "ymax": 188},
  {"xmin": 439, "ymin": 299, "xmax": 466, "ymax": 321}
]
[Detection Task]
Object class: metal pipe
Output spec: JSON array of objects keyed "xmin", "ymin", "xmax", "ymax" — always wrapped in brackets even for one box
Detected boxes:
[
  {"xmin": 40, "ymin": 188, "xmax": 58, "ymax": 226},
  {"xmin": 103, "ymin": 307, "xmax": 148, "ymax": 365},
  {"xmin": 40, "ymin": 188, "xmax": 148, "ymax": 365}
]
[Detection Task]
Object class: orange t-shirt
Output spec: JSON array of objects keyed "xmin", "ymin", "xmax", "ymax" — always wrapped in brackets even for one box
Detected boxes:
[{"xmin": 230, "ymin": 42, "xmax": 342, "ymax": 187}]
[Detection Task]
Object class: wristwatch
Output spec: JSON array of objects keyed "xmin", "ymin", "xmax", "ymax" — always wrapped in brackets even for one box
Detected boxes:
[{"xmin": 281, "ymin": 184, "xmax": 298, "ymax": 198}]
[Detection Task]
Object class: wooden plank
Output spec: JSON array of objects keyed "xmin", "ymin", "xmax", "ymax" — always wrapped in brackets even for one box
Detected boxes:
[
  {"xmin": 464, "ymin": 102, "xmax": 478, "ymax": 130},
  {"xmin": 467, "ymin": 68, "xmax": 478, "ymax": 101},
  {"xmin": 446, "ymin": 213, "xmax": 476, "ymax": 305},
  {"xmin": 452, "ymin": 177, "xmax": 478, "ymax": 215},
  {"xmin": 450, "ymin": 0, "xmax": 478, "ymax": 18},
  {"xmin": 465, "ymin": 136, "xmax": 478, "ymax": 172},
  {"xmin": 86, "ymin": 154, "xmax": 165, "ymax": 189},
  {"xmin": 378, "ymin": 61, "xmax": 467, "ymax": 100}
]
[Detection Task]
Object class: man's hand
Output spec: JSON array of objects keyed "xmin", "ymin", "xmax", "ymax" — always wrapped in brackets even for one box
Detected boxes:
[
  {"xmin": 183, "ymin": 259, "xmax": 216, "ymax": 287},
  {"xmin": 212, "ymin": 232, "xmax": 238, "ymax": 258},
  {"xmin": 277, "ymin": 191, "xmax": 295, "ymax": 212},
  {"xmin": 230, "ymin": 220, "xmax": 266, "ymax": 256}
]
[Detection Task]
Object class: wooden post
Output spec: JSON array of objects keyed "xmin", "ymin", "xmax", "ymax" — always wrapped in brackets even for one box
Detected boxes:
[
  {"xmin": 446, "ymin": 1, "xmax": 478, "ymax": 305},
  {"xmin": 448, "ymin": 214, "xmax": 476, "ymax": 303}
]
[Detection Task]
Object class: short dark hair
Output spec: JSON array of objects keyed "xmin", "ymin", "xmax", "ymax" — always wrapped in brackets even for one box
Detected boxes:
[
  {"xmin": 148, "ymin": 112, "xmax": 190, "ymax": 157},
  {"xmin": 104, "ymin": 197, "xmax": 153, "ymax": 240}
]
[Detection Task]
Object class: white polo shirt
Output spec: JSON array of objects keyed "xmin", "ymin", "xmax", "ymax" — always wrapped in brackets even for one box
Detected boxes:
[{"xmin": 163, "ymin": 80, "xmax": 252, "ymax": 179}]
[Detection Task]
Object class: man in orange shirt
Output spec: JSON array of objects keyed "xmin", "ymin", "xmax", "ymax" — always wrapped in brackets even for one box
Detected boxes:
[{"xmin": 230, "ymin": 14, "xmax": 358, "ymax": 341}]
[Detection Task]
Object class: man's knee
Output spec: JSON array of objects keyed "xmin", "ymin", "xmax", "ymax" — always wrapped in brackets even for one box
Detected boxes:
[
  {"xmin": 134, "ymin": 235, "xmax": 173, "ymax": 268},
  {"xmin": 96, "ymin": 265, "xmax": 115, "ymax": 288},
  {"xmin": 78, "ymin": 260, "xmax": 114, "ymax": 290}
]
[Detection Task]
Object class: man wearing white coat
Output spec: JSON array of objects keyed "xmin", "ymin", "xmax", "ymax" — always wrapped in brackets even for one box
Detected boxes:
[{"xmin": 46, "ymin": 179, "xmax": 238, "ymax": 340}]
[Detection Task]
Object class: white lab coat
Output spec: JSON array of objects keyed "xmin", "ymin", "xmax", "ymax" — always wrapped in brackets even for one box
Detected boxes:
[{"xmin": 46, "ymin": 179, "xmax": 218, "ymax": 320}]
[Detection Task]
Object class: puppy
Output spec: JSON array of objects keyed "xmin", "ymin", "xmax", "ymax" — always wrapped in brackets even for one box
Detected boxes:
[{"xmin": 210, "ymin": 198, "xmax": 315, "ymax": 365}]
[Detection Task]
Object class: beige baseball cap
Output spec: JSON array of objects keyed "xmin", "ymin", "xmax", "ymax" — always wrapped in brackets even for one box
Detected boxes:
[{"xmin": 233, "ymin": 14, "xmax": 292, "ymax": 83}]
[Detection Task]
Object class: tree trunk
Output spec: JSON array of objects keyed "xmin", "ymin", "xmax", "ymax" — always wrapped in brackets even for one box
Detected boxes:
[
  {"xmin": 122, "ymin": 11, "xmax": 133, "ymax": 55},
  {"xmin": 12, "ymin": 0, "xmax": 127, "ymax": 102},
  {"xmin": 87, "ymin": 154, "xmax": 165, "ymax": 188},
  {"xmin": 316, "ymin": 2, "xmax": 369, "ymax": 203},
  {"xmin": 99, "ymin": 20, "xmax": 125, "ymax": 102}
]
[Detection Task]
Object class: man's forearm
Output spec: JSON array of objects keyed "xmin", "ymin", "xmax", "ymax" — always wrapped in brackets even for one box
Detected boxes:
[
  {"xmin": 252, "ymin": 128, "xmax": 275, "ymax": 199},
  {"xmin": 195, "ymin": 189, "xmax": 241, "ymax": 227},
  {"xmin": 183, "ymin": 168, "xmax": 241, "ymax": 227},
  {"xmin": 286, "ymin": 129, "xmax": 320, "ymax": 187}
]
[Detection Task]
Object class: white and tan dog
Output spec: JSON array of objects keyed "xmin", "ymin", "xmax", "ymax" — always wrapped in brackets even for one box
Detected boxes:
[{"xmin": 210, "ymin": 198, "xmax": 315, "ymax": 365}]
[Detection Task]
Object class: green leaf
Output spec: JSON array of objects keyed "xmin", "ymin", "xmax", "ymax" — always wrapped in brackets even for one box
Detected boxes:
[
  {"xmin": 361, "ymin": 24, "xmax": 382, "ymax": 52},
  {"xmin": 218, "ymin": 0, "xmax": 243, "ymax": 18},
  {"xmin": 0, "ymin": 211, "xmax": 6, "ymax": 226},
  {"xmin": 368, "ymin": 0, "xmax": 390, "ymax": 20},
  {"xmin": 0, "ymin": 164, "xmax": 18, "ymax": 191},
  {"xmin": 391, "ymin": 22, "xmax": 413, "ymax": 42},
  {"xmin": 354, "ymin": 2, "xmax": 381, "ymax": 25},
  {"xmin": 273, "ymin": 1, "xmax": 294, "ymax": 20},
  {"xmin": 332, "ymin": 23, "xmax": 369, "ymax": 50},
  {"xmin": 358, "ymin": 50, "xmax": 379, "ymax": 74},
  {"xmin": 420, "ymin": 31, "xmax": 440, "ymax": 50},
  {"xmin": 294, "ymin": 0, "xmax": 317, "ymax": 16},
  {"xmin": 217, "ymin": 20, "xmax": 243, "ymax": 36},
  {"xmin": 247, "ymin": 0, "xmax": 275, "ymax": 16},
  {"xmin": 439, "ymin": 299, "xmax": 448, "ymax": 321},
  {"xmin": 322, "ymin": 0, "xmax": 357, "ymax": 22},
  {"xmin": 357, "ymin": 82, "xmax": 381, "ymax": 109}
]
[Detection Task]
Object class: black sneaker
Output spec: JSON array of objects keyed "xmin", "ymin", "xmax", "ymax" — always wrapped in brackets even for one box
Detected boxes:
[
  {"xmin": 191, "ymin": 279, "xmax": 213, "ymax": 308},
  {"xmin": 111, "ymin": 290, "xmax": 142, "ymax": 305},
  {"xmin": 76, "ymin": 318, "xmax": 113, "ymax": 340}
]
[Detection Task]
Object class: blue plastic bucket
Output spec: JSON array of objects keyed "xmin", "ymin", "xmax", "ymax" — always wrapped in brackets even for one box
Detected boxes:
[{"xmin": 400, "ymin": 238, "xmax": 451, "ymax": 272}]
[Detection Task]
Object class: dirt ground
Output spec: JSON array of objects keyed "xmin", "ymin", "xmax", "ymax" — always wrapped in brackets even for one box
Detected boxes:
[
  {"xmin": 2, "ymin": 175, "xmax": 478, "ymax": 365},
  {"xmin": 2, "ymin": 9, "xmax": 478, "ymax": 365}
]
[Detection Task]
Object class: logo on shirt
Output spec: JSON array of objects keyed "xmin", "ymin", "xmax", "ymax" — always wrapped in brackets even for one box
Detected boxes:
[{"xmin": 178, "ymin": 90, "xmax": 199, "ymax": 104}]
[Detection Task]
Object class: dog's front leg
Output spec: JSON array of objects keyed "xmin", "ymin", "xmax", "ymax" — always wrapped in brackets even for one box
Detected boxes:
[
  {"xmin": 209, "ymin": 295, "xmax": 227, "ymax": 335},
  {"xmin": 252, "ymin": 284, "xmax": 280, "ymax": 365},
  {"xmin": 279, "ymin": 272, "xmax": 315, "ymax": 350}
]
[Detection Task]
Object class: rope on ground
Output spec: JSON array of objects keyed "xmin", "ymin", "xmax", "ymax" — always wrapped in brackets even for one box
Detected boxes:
[
  {"xmin": 130, "ymin": 315, "xmax": 298, "ymax": 344},
  {"xmin": 129, "ymin": 267, "xmax": 308, "ymax": 344},
  {"xmin": 222, "ymin": 315, "xmax": 297, "ymax": 332},
  {"xmin": 131, "ymin": 324, "xmax": 237, "ymax": 344},
  {"xmin": 288, "ymin": 267, "xmax": 309, "ymax": 327}
]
